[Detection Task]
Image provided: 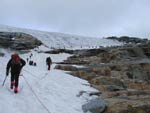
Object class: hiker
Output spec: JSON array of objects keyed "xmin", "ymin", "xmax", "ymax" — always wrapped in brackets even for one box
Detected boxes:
[
  {"xmin": 46, "ymin": 57, "xmax": 52, "ymax": 70},
  {"xmin": 29, "ymin": 60, "xmax": 34, "ymax": 65},
  {"xmin": 33, "ymin": 62, "xmax": 37, "ymax": 66},
  {"xmin": 29, "ymin": 53, "xmax": 33, "ymax": 59},
  {"xmin": 26, "ymin": 58, "xmax": 29, "ymax": 62},
  {"xmin": 6, "ymin": 53, "xmax": 26, "ymax": 93}
]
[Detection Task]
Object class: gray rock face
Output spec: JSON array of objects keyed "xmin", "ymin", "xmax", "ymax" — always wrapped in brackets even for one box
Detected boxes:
[
  {"xmin": 82, "ymin": 98, "xmax": 107, "ymax": 113},
  {"xmin": 0, "ymin": 32, "xmax": 42, "ymax": 50}
]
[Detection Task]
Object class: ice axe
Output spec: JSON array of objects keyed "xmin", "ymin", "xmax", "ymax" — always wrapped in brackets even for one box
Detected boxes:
[{"xmin": 2, "ymin": 76, "xmax": 7, "ymax": 86}]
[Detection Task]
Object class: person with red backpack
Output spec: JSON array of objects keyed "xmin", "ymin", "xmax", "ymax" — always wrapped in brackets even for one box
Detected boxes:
[{"xmin": 6, "ymin": 53, "xmax": 26, "ymax": 93}]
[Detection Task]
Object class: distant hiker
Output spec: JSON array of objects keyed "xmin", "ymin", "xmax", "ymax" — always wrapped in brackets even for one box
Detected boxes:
[
  {"xmin": 29, "ymin": 53, "xmax": 33, "ymax": 59},
  {"xmin": 29, "ymin": 60, "xmax": 33, "ymax": 65},
  {"xmin": 26, "ymin": 58, "xmax": 29, "ymax": 62},
  {"xmin": 6, "ymin": 53, "xmax": 26, "ymax": 93},
  {"xmin": 33, "ymin": 62, "xmax": 37, "ymax": 66},
  {"xmin": 46, "ymin": 57, "xmax": 52, "ymax": 70}
]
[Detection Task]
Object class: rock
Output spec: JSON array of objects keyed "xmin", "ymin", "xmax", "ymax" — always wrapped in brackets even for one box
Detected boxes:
[
  {"xmin": 127, "ymin": 47, "xmax": 146, "ymax": 57},
  {"xmin": 0, "ymin": 32, "xmax": 42, "ymax": 50},
  {"xmin": 54, "ymin": 65, "xmax": 78, "ymax": 71},
  {"xmin": 106, "ymin": 85, "xmax": 125, "ymax": 91},
  {"xmin": 82, "ymin": 98, "xmax": 107, "ymax": 113},
  {"xmin": 106, "ymin": 102, "xmax": 150, "ymax": 113},
  {"xmin": 107, "ymin": 36, "xmax": 148, "ymax": 44},
  {"xmin": 124, "ymin": 80, "xmax": 150, "ymax": 90},
  {"xmin": 77, "ymin": 91, "xmax": 101, "ymax": 97},
  {"xmin": 91, "ymin": 76, "xmax": 125, "ymax": 88},
  {"xmin": 70, "ymin": 71, "xmax": 97, "ymax": 81},
  {"xmin": 127, "ymin": 64, "xmax": 150, "ymax": 82},
  {"xmin": 124, "ymin": 105, "xmax": 150, "ymax": 113},
  {"xmin": 92, "ymin": 67, "xmax": 111, "ymax": 76},
  {"xmin": 52, "ymin": 39, "xmax": 150, "ymax": 113}
]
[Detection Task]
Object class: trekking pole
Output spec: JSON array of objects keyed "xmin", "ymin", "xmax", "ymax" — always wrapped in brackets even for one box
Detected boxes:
[{"xmin": 2, "ymin": 76, "xmax": 7, "ymax": 86}]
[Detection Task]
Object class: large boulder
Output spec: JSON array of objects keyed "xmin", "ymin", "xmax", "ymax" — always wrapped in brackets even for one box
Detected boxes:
[{"xmin": 82, "ymin": 98, "xmax": 107, "ymax": 113}]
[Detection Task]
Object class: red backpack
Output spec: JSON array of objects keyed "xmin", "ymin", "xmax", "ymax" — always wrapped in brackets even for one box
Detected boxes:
[{"xmin": 11, "ymin": 54, "xmax": 20, "ymax": 64}]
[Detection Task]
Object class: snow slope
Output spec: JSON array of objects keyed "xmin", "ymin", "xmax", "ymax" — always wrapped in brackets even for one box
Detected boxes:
[
  {"xmin": 0, "ymin": 24, "xmax": 122, "ymax": 113},
  {"xmin": 0, "ymin": 50, "xmax": 98, "ymax": 113},
  {"xmin": 0, "ymin": 24, "xmax": 123, "ymax": 49}
]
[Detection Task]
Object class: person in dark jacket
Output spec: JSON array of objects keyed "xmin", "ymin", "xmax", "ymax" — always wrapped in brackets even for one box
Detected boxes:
[
  {"xmin": 26, "ymin": 58, "xmax": 29, "ymax": 62},
  {"xmin": 46, "ymin": 57, "xmax": 52, "ymax": 70},
  {"xmin": 6, "ymin": 53, "xmax": 26, "ymax": 93}
]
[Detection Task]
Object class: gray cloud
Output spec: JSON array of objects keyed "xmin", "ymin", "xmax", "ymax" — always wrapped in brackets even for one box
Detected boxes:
[{"xmin": 0, "ymin": 0, "xmax": 150, "ymax": 38}]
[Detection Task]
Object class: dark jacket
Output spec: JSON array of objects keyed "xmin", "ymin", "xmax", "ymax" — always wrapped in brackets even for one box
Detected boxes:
[
  {"xmin": 6, "ymin": 58, "xmax": 26, "ymax": 75},
  {"xmin": 46, "ymin": 57, "xmax": 52, "ymax": 65}
]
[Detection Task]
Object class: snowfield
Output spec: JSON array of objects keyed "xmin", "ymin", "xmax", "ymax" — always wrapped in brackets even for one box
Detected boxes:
[
  {"xmin": 0, "ymin": 24, "xmax": 123, "ymax": 113},
  {"xmin": 0, "ymin": 50, "xmax": 97, "ymax": 113},
  {"xmin": 0, "ymin": 24, "xmax": 123, "ymax": 49}
]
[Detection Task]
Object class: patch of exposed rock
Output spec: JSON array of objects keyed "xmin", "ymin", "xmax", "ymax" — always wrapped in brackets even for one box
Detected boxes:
[
  {"xmin": 107, "ymin": 36, "xmax": 149, "ymax": 44},
  {"xmin": 0, "ymin": 32, "xmax": 42, "ymax": 50},
  {"xmin": 54, "ymin": 41, "xmax": 150, "ymax": 113}
]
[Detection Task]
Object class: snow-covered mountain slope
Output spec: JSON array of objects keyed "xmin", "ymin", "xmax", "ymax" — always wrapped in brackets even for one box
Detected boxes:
[
  {"xmin": 0, "ymin": 25, "xmax": 112, "ymax": 113},
  {"xmin": 0, "ymin": 51, "xmax": 97, "ymax": 113},
  {"xmin": 0, "ymin": 24, "xmax": 123, "ymax": 49}
]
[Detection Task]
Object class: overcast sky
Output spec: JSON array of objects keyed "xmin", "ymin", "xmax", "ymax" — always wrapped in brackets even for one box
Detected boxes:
[{"xmin": 0, "ymin": 0, "xmax": 150, "ymax": 38}]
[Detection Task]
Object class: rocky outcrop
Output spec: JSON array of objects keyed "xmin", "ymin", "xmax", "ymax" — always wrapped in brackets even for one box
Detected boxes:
[
  {"xmin": 107, "ymin": 36, "xmax": 149, "ymax": 44},
  {"xmin": 54, "ymin": 65, "xmax": 78, "ymax": 71},
  {"xmin": 0, "ymin": 32, "xmax": 42, "ymax": 50},
  {"xmin": 54, "ymin": 42, "xmax": 150, "ymax": 113},
  {"xmin": 45, "ymin": 49, "xmax": 74, "ymax": 54}
]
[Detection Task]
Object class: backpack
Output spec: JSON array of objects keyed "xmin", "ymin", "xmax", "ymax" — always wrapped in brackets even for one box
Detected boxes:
[
  {"xmin": 11, "ymin": 54, "xmax": 21, "ymax": 65},
  {"xmin": 46, "ymin": 57, "xmax": 51, "ymax": 64}
]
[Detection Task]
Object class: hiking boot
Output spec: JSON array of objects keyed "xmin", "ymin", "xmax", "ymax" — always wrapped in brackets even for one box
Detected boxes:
[
  {"xmin": 14, "ymin": 87, "xmax": 18, "ymax": 93},
  {"xmin": 10, "ymin": 81, "xmax": 14, "ymax": 89}
]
